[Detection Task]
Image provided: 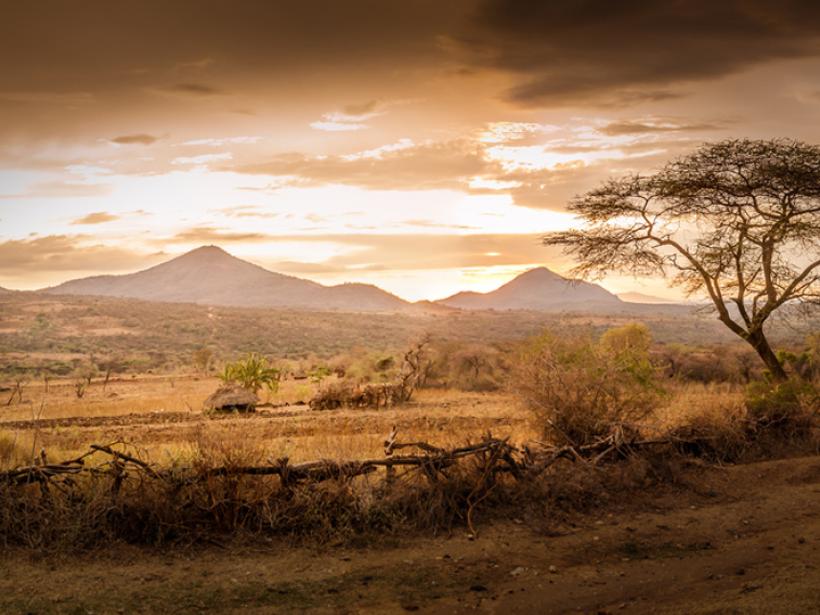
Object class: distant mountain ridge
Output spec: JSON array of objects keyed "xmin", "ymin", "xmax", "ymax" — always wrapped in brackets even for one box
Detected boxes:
[
  {"xmin": 617, "ymin": 292, "xmax": 681, "ymax": 305},
  {"xmin": 437, "ymin": 267, "xmax": 622, "ymax": 311},
  {"xmin": 43, "ymin": 246, "xmax": 408, "ymax": 311},
  {"xmin": 40, "ymin": 247, "xmax": 637, "ymax": 313}
]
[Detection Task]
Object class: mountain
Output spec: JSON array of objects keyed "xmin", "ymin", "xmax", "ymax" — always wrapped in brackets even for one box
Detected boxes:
[
  {"xmin": 0, "ymin": 286, "xmax": 10, "ymax": 294},
  {"xmin": 437, "ymin": 267, "xmax": 622, "ymax": 311},
  {"xmin": 43, "ymin": 246, "xmax": 408, "ymax": 311},
  {"xmin": 618, "ymin": 292, "xmax": 681, "ymax": 304}
]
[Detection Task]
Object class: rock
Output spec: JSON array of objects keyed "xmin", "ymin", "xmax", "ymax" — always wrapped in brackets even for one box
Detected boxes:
[{"xmin": 203, "ymin": 385, "xmax": 258, "ymax": 413}]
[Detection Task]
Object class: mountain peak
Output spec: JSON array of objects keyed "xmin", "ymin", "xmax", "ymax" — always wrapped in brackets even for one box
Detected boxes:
[
  {"xmin": 43, "ymin": 245, "xmax": 409, "ymax": 312},
  {"xmin": 189, "ymin": 244, "xmax": 229, "ymax": 255},
  {"xmin": 438, "ymin": 265, "xmax": 620, "ymax": 311},
  {"xmin": 172, "ymin": 245, "xmax": 235, "ymax": 262},
  {"xmin": 507, "ymin": 266, "xmax": 565, "ymax": 283}
]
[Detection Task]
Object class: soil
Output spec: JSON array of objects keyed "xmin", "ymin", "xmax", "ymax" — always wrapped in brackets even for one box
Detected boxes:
[{"xmin": 1, "ymin": 454, "xmax": 818, "ymax": 614}]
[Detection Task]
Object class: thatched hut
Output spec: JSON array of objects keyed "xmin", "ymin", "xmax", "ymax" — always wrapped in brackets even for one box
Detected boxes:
[{"xmin": 203, "ymin": 385, "xmax": 259, "ymax": 413}]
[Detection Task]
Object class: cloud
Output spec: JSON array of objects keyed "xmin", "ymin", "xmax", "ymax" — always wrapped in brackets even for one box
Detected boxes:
[
  {"xmin": 213, "ymin": 205, "xmax": 276, "ymax": 219},
  {"xmin": 179, "ymin": 136, "xmax": 262, "ymax": 147},
  {"xmin": 110, "ymin": 134, "xmax": 158, "ymax": 145},
  {"xmin": 401, "ymin": 219, "xmax": 479, "ymax": 230},
  {"xmin": 0, "ymin": 91, "xmax": 95, "ymax": 105},
  {"xmin": 231, "ymin": 130, "xmax": 677, "ymax": 210},
  {"xmin": 235, "ymin": 139, "xmax": 493, "ymax": 191},
  {"xmin": 310, "ymin": 119, "xmax": 368, "ymax": 132},
  {"xmin": 0, "ymin": 180, "xmax": 112, "ymax": 199},
  {"xmin": 161, "ymin": 82, "xmax": 223, "ymax": 96},
  {"xmin": 342, "ymin": 100, "xmax": 380, "ymax": 116},
  {"xmin": 71, "ymin": 211, "xmax": 120, "ymax": 225},
  {"xmin": 250, "ymin": 233, "xmax": 561, "ymax": 273},
  {"xmin": 455, "ymin": 0, "xmax": 820, "ymax": 107},
  {"xmin": 310, "ymin": 100, "xmax": 389, "ymax": 132},
  {"xmin": 0, "ymin": 235, "xmax": 158, "ymax": 276},
  {"xmin": 172, "ymin": 152, "xmax": 233, "ymax": 166},
  {"xmin": 599, "ymin": 119, "xmax": 725, "ymax": 136},
  {"xmin": 175, "ymin": 57, "xmax": 215, "ymax": 71},
  {"xmin": 171, "ymin": 226, "xmax": 271, "ymax": 243}
]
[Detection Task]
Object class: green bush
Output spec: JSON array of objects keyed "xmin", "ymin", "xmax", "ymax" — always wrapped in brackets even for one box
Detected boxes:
[
  {"xmin": 515, "ymin": 330, "xmax": 662, "ymax": 447},
  {"xmin": 745, "ymin": 378, "xmax": 817, "ymax": 437},
  {"xmin": 219, "ymin": 353, "xmax": 280, "ymax": 394}
]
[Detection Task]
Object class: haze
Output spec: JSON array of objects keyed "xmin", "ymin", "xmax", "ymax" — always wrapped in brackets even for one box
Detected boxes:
[{"xmin": 4, "ymin": 1, "xmax": 820, "ymax": 300}]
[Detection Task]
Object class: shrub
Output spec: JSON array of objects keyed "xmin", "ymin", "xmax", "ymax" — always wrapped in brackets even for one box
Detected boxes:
[
  {"xmin": 0, "ymin": 432, "xmax": 23, "ymax": 468},
  {"xmin": 515, "ymin": 331, "xmax": 661, "ymax": 447},
  {"xmin": 219, "ymin": 353, "xmax": 280, "ymax": 394},
  {"xmin": 745, "ymin": 379, "xmax": 818, "ymax": 438},
  {"xmin": 664, "ymin": 392, "xmax": 750, "ymax": 461},
  {"xmin": 422, "ymin": 342, "xmax": 510, "ymax": 391}
]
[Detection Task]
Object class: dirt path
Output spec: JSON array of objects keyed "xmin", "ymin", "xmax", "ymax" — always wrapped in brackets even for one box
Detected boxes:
[{"xmin": 1, "ymin": 455, "xmax": 818, "ymax": 614}]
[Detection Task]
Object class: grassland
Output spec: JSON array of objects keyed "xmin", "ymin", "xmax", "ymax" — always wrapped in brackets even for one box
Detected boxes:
[
  {"xmin": 0, "ymin": 292, "xmax": 757, "ymax": 378},
  {"xmin": 0, "ymin": 294, "xmax": 817, "ymax": 614}
]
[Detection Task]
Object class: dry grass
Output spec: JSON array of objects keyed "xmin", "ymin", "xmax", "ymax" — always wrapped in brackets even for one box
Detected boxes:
[
  {"xmin": 1, "ymin": 370, "xmax": 816, "ymax": 553},
  {"xmin": 0, "ymin": 376, "xmax": 533, "ymax": 469}
]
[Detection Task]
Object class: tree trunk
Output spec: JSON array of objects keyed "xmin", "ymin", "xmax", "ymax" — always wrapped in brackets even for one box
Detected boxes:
[{"xmin": 747, "ymin": 329, "xmax": 788, "ymax": 382}]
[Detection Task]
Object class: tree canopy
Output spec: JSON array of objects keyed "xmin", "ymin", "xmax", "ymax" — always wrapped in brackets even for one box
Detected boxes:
[{"xmin": 544, "ymin": 139, "xmax": 820, "ymax": 380}]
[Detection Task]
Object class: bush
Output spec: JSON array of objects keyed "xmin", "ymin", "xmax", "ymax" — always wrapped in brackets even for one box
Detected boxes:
[
  {"xmin": 664, "ymin": 393, "xmax": 750, "ymax": 461},
  {"xmin": 422, "ymin": 342, "xmax": 510, "ymax": 391},
  {"xmin": 516, "ymin": 331, "xmax": 661, "ymax": 447},
  {"xmin": 745, "ymin": 379, "xmax": 818, "ymax": 438},
  {"xmin": 219, "ymin": 353, "xmax": 280, "ymax": 394}
]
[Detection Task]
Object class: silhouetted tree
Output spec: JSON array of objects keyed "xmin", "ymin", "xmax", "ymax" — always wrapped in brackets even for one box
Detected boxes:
[{"xmin": 545, "ymin": 139, "xmax": 820, "ymax": 381}]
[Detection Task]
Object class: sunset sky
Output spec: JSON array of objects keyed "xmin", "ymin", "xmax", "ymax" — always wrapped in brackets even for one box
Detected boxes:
[{"xmin": 3, "ymin": 1, "xmax": 820, "ymax": 300}]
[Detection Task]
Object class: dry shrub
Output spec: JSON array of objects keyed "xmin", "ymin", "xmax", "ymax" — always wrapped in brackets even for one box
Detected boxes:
[
  {"xmin": 0, "ymin": 432, "xmax": 23, "ymax": 468},
  {"xmin": 745, "ymin": 379, "xmax": 818, "ymax": 441},
  {"xmin": 0, "ymin": 439, "xmax": 521, "ymax": 551},
  {"xmin": 309, "ymin": 381, "xmax": 409, "ymax": 410},
  {"xmin": 515, "ymin": 330, "xmax": 661, "ymax": 447},
  {"xmin": 665, "ymin": 394, "xmax": 750, "ymax": 461},
  {"xmin": 422, "ymin": 342, "xmax": 510, "ymax": 392},
  {"xmin": 661, "ymin": 379, "xmax": 818, "ymax": 461}
]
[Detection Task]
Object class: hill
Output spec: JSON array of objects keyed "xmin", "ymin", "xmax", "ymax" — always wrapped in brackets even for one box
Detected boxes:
[
  {"xmin": 618, "ymin": 292, "xmax": 682, "ymax": 304},
  {"xmin": 438, "ymin": 267, "xmax": 622, "ymax": 311},
  {"xmin": 43, "ymin": 246, "xmax": 408, "ymax": 311}
]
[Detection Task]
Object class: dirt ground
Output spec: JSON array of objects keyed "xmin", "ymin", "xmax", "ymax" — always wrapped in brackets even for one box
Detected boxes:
[{"xmin": 1, "ymin": 454, "xmax": 817, "ymax": 614}]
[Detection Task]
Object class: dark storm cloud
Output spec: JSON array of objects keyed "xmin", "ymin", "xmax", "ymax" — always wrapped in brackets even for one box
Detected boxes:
[
  {"xmin": 0, "ymin": 1, "xmax": 464, "ymax": 91},
  {"xmin": 458, "ymin": 0, "xmax": 820, "ymax": 106},
  {"xmin": 3, "ymin": 1, "xmax": 820, "ymax": 122}
]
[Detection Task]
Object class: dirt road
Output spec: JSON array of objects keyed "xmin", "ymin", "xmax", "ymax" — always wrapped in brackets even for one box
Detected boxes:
[{"xmin": 1, "ymin": 455, "xmax": 818, "ymax": 614}]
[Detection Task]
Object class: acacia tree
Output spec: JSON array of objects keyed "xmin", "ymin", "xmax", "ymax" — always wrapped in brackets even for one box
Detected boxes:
[{"xmin": 544, "ymin": 139, "xmax": 820, "ymax": 381}]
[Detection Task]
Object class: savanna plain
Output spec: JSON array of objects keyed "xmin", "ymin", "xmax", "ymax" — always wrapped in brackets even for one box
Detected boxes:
[{"xmin": 1, "ymin": 293, "xmax": 818, "ymax": 614}]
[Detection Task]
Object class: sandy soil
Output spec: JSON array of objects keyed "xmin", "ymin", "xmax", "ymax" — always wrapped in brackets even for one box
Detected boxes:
[{"xmin": 1, "ymin": 454, "xmax": 817, "ymax": 614}]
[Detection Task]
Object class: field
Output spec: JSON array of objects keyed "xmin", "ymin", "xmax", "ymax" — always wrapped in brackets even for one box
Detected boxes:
[
  {"xmin": 1, "ymin": 296, "xmax": 818, "ymax": 613},
  {"xmin": 0, "ymin": 375, "xmax": 533, "ymax": 466}
]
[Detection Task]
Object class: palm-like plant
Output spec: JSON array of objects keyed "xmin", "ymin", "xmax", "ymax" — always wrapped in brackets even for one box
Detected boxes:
[{"xmin": 219, "ymin": 353, "xmax": 280, "ymax": 394}]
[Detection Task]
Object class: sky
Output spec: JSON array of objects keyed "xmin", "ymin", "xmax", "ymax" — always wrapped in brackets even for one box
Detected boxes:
[{"xmin": 3, "ymin": 1, "xmax": 820, "ymax": 300}]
